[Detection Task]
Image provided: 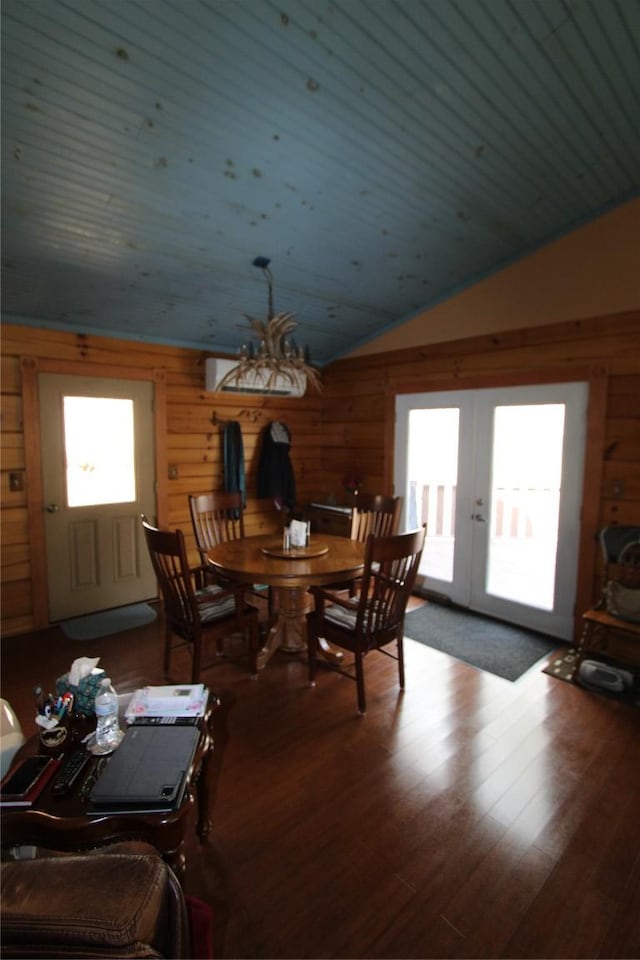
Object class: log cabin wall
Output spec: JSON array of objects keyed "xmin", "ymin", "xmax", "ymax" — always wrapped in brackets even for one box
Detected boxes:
[
  {"xmin": 319, "ymin": 311, "xmax": 640, "ymax": 641},
  {"xmin": 0, "ymin": 323, "xmax": 321, "ymax": 637},
  {"xmin": 1, "ymin": 313, "xmax": 638, "ymax": 640}
]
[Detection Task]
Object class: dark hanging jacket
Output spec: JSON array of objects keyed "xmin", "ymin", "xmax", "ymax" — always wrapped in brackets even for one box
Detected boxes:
[
  {"xmin": 257, "ymin": 421, "xmax": 296, "ymax": 512},
  {"xmin": 223, "ymin": 421, "xmax": 246, "ymax": 509}
]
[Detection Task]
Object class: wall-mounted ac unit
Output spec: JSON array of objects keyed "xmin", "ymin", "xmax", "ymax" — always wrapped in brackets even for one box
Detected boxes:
[{"xmin": 205, "ymin": 358, "xmax": 306, "ymax": 397}]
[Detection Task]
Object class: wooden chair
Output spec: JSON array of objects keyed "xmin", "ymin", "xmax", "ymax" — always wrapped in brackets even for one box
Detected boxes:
[
  {"xmin": 306, "ymin": 525, "xmax": 426, "ymax": 715},
  {"xmin": 349, "ymin": 493, "xmax": 403, "ymax": 541},
  {"xmin": 188, "ymin": 491, "xmax": 273, "ymax": 616},
  {"xmin": 330, "ymin": 493, "xmax": 404, "ymax": 596},
  {"xmin": 141, "ymin": 515, "xmax": 259, "ymax": 681},
  {"xmin": 189, "ymin": 491, "xmax": 245, "ymax": 562},
  {"xmin": 576, "ymin": 525, "xmax": 640, "ymax": 675}
]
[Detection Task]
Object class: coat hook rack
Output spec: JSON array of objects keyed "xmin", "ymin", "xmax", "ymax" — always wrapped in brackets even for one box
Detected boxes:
[{"xmin": 211, "ymin": 408, "xmax": 262, "ymax": 426}]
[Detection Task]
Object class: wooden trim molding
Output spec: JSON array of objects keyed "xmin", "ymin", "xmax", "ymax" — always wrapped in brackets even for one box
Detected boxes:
[
  {"xmin": 386, "ymin": 363, "xmax": 608, "ymax": 398},
  {"xmin": 20, "ymin": 358, "xmax": 48, "ymax": 629},
  {"xmin": 573, "ymin": 371, "xmax": 609, "ymax": 640},
  {"xmin": 153, "ymin": 368, "xmax": 168, "ymax": 528}
]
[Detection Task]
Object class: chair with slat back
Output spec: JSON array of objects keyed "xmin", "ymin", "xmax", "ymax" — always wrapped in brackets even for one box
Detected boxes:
[
  {"xmin": 189, "ymin": 492, "xmax": 245, "ymax": 563},
  {"xmin": 350, "ymin": 494, "xmax": 403, "ymax": 541},
  {"xmin": 306, "ymin": 525, "xmax": 426, "ymax": 715},
  {"xmin": 188, "ymin": 492, "xmax": 273, "ymax": 617},
  {"xmin": 577, "ymin": 525, "xmax": 640, "ymax": 677},
  {"xmin": 328, "ymin": 493, "xmax": 404, "ymax": 596},
  {"xmin": 141, "ymin": 515, "xmax": 259, "ymax": 681}
]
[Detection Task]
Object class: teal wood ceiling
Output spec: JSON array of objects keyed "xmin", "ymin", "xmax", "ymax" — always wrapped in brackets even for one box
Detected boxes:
[{"xmin": 2, "ymin": 0, "xmax": 639, "ymax": 365}]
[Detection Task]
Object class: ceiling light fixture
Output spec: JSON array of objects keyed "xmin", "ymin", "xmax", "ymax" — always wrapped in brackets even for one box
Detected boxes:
[{"xmin": 217, "ymin": 257, "xmax": 321, "ymax": 394}]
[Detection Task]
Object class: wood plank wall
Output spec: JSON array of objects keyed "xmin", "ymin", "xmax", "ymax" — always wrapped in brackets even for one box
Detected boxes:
[
  {"xmin": 319, "ymin": 311, "xmax": 640, "ymax": 641},
  {"xmin": 1, "ymin": 312, "xmax": 639, "ymax": 640},
  {"xmin": 0, "ymin": 324, "xmax": 321, "ymax": 637}
]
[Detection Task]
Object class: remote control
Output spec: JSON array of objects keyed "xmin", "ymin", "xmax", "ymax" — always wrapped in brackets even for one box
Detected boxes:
[{"xmin": 52, "ymin": 749, "xmax": 91, "ymax": 796}]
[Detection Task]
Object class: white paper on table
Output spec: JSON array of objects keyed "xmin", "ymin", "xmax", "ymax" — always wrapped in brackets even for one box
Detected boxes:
[{"xmin": 289, "ymin": 519, "xmax": 307, "ymax": 547}]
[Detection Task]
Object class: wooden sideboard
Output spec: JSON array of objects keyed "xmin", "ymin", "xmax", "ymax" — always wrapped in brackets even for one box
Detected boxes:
[{"xmin": 307, "ymin": 503, "xmax": 352, "ymax": 538}]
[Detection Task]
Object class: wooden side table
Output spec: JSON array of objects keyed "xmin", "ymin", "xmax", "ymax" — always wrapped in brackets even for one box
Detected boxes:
[{"xmin": 0, "ymin": 694, "xmax": 219, "ymax": 885}]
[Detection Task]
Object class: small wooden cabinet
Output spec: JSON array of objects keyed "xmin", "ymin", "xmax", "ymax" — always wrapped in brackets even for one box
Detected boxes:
[{"xmin": 307, "ymin": 503, "xmax": 352, "ymax": 538}]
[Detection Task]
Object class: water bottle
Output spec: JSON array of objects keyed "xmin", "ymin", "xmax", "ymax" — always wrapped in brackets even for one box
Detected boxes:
[{"xmin": 94, "ymin": 678, "xmax": 123, "ymax": 752}]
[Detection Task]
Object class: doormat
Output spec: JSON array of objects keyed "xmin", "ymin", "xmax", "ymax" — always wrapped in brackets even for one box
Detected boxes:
[
  {"xmin": 60, "ymin": 603, "xmax": 157, "ymax": 641},
  {"xmin": 542, "ymin": 647, "xmax": 579, "ymax": 683},
  {"xmin": 404, "ymin": 602, "xmax": 558, "ymax": 682}
]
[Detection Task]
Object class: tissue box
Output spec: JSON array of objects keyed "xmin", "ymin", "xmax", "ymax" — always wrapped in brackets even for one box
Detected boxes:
[{"xmin": 56, "ymin": 668, "xmax": 105, "ymax": 716}]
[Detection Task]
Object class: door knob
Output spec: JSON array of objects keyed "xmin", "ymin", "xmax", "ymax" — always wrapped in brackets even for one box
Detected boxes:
[
  {"xmin": 46, "ymin": 503, "xmax": 60, "ymax": 513},
  {"xmin": 472, "ymin": 512, "xmax": 486, "ymax": 522}
]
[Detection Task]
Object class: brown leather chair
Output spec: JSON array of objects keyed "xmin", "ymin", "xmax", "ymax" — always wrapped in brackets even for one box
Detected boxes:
[
  {"xmin": 0, "ymin": 849, "xmax": 193, "ymax": 958},
  {"xmin": 142, "ymin": 515, "xmax": 259, "ymax": 681},
  {"xmin": 306, "ymin": 525, "xmax": 426, "ymax": 714}
]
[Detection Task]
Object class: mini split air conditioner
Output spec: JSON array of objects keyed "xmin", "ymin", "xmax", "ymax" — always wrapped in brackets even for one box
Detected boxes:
[{"xmin": 205, "ymin": 358, "xmax": 306, "ymax": 397}]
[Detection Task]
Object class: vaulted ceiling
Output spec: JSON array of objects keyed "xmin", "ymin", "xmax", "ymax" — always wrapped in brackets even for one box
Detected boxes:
[{"xmin": 2, "ymin": 0, "xmax": 639, "ymax": 366}]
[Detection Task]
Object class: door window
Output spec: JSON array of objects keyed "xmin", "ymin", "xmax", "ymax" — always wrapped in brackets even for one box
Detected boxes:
[
  {"xmin": 486, "ymin": 403, "xmax": 565, "ymax": 611},
  {"xmin": 64, "ymin": 397, "xmax": 136, "ymax": 507},
  {"xmin": 407, "ymin": 407, "xmax": 459, "ymax": 583}
]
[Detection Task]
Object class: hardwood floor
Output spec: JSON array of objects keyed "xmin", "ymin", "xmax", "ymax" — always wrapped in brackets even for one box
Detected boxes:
[{"xmin": 2, "ymin": 606, "xmax": 639, "ymax": 959}]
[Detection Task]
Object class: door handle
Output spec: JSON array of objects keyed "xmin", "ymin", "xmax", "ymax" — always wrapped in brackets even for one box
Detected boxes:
[
  {"xmin": 472, "ymin": 513, "xmax": 486, "ymax": 522},
  {"xmin": 46, "ymin": 503, "xmax": 60, "ymax": 513}
]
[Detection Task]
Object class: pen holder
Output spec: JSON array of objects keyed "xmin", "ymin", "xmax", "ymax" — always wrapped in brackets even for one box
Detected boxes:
[{"xmin": 39, "ymin": 724, "xmax": 68, "ymax": 755}]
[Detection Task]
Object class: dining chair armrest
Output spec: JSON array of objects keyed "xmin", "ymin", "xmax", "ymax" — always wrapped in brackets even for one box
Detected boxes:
[{"xmin": 310, "ymin": 587, "xmax": 359, "ymax": 613}]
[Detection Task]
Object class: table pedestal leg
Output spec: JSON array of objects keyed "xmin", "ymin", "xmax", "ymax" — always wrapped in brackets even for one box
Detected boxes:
[
  {"xmin": 256, "ymin": 587, "xmax": 307, "ymax": 669},
  {"xmin": 256, "ymin": 587, "xmax": 344, "ymax": 669}
]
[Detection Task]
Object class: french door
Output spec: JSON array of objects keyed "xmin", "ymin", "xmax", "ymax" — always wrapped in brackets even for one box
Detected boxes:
[{"xmin": 394, "ymin": 383, "xmax": 588, "ymax": 640}]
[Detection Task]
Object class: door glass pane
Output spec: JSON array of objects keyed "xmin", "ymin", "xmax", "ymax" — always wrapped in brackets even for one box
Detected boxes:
[
  {"xmin": 64, "ymin": 397, "xmax": 136, "ymax": 507},
  {"xmin": 408, "ymin": 408, "xmax": 459, "ymax": 582},
  {"xmin": 487, "ymin": 404, "xmax": 565, "ymax": 609}
]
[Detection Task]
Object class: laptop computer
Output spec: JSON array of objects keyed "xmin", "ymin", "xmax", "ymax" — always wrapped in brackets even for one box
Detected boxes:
[{"xmin": 87, "ymin": 724, "xmax": 200, "ymax": 814}]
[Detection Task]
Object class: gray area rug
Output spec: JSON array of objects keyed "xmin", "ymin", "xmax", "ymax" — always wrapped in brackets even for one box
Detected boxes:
[
  {"xmin": 404, "ymin": 602, "xmax": 558, "ymax": 681},
  {"xmin": 60, "ymin": 603, "xmax": 157, "ymax": 641}
]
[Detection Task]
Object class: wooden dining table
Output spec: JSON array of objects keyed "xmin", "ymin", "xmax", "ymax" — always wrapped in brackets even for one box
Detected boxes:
[{"xmin": 207, "ymin": 533, "xmax": 366, "ymax": 670}]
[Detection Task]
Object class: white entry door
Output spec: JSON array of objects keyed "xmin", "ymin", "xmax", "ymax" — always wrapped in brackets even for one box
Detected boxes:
[
  {"xmin": 394, "ymin": 382, "xmax": 588, "ymax": 640},
  {"xmin": 39, "ymin": 374, "xmax": 157, "ymax": 621}
]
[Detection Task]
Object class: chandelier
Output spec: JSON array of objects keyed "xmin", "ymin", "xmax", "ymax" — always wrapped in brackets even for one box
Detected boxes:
[{"xmin": 217, "ymin": 257, "xmax": 321, "ymax": 394}]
